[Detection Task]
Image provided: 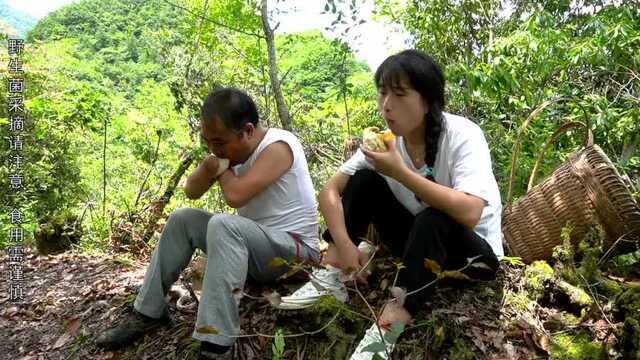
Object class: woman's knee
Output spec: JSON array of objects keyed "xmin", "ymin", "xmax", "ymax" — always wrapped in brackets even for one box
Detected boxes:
[
  {"xmin": 402, "ymin": 208, "xmax": 452, "ymax": 258},
  {"xmin": 343, "ymin": 169, "xmax": 388, "ymax": 201},
  {"xmin": 414, "ymin": 207, "xmax": 452, "ymax": 228}
]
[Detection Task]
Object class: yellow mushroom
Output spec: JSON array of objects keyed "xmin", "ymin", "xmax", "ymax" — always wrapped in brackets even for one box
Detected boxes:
[{"xmin": 362, "ymin": 127, "xmax": 395, "ymax": 152}]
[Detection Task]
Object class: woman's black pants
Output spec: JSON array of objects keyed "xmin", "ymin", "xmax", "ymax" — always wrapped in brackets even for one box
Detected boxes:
[{"xmin": 323, "ymin": 169, "xmax": 499, "ymax": 315}]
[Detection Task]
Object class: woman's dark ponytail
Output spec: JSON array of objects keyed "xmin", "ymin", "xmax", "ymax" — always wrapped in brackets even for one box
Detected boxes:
[{"xmin": 424, "ymin": 107, "xmax": 443, "ymax": 181}]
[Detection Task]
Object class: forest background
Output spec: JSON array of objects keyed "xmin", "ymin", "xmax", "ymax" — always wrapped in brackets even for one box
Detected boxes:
[
  {"xmin": 0, "ymin": 0, "xmax": 638, "ymax": 250},
  {"xmin": 0, "ymin": 0, "xmax": 639, "ymax": 358}
]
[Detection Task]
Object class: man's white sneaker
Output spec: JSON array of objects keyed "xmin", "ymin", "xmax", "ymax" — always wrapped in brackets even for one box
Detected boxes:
[
  {"xmin": 349, "ymin": 323, "xmax": 395, "ymax": 360},
  {"xmin": 275, "ymin": 266, "xmax": 348, "ymax": 310}
]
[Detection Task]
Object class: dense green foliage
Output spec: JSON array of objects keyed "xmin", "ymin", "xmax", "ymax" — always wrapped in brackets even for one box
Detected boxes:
[
  {"xmin": 378, "ymin": 0, "xmax": 639, "ymax": 200},
  {"xmin": 0, "ymin": 0, "xmax": 638, "ymax": 253},
  {"xmin": 0, "ymin": 0, "xmax": 638, "ymax": 357},
  {"xmin": 0, "ymin": 0, "xmax": 373, "ymax": 249}
]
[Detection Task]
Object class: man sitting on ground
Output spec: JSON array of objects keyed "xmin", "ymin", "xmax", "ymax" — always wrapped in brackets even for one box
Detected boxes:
[{"xmin": 96, "ymin": 87, "xmax": 320, "ymax": 359}]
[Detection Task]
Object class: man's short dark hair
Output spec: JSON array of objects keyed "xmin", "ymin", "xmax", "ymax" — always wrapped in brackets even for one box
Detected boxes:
[{"xmin": 200, "ymin": 87, "xmax": 259, "ymax": 131}]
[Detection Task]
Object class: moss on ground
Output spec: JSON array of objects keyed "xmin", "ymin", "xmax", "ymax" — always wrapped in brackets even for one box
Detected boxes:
[
  {"xmin": 523, "ymin": 260, "xmax": 555, "ymax": 300},
  {"xmin": 550, "ymin": 331, "xmax": 604, "ymax": 360},
  {"xmin": 616, "ymin": 287, "xmax": 640, "ymax": 358},
  {"xmin": 559, "ymin": 312, "xmax": 581, "ymax": 327},
  {"xmin": 505, "ymin": 292, "xmax": 532, "ymax": 312},
  {"xmin": 296, "ymin": 295, "xmax": 365, "ymax": 359},
  {"xmin": 555, "ymin": 280, "xmax": 593, "ymax": 308},
  {"xmin": 621, "ymin": 317, "xmax": 640, "ymax": 359},
  {"xmin": 616, "ymin": 287, "xmax": 640, "ymax": 316},
  {"xmin": 448, "ymin": 337, "xmax": 475, "ymax": 360}
]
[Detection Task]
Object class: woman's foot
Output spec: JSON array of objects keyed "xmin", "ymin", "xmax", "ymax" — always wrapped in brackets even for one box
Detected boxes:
[
  {"xmin": 378, "ymin": 300, "xmax": 412, "ymax": 330},
  {"xmin": 349, "ymin": 301, "xmax": 412, "ymax": 360}
]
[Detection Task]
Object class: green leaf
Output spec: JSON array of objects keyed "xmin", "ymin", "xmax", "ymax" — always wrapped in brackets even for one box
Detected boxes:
[
  {"xmin": 278, "ymin": 265, "xmax": 302, "ymax": 280},
  {"xmin": 268, "ymin": 257, "xmax": 288, "ymax": 268},
  {"xmin": 196, "ymin": 326, "xmax": 219, "ymax": 334},
  {"xmin": 362, "ymin": 341, "xmax": 386, "ymax": 354},
  {"xmin": 383, "ymin": 321, "xmax": 405, "ymax": 344},
  {"xmin": 272, "ymin": 329, "xmax": 285, "ymax": 359},
  {"xmin": 501, "ymin": 256, "xmax": 525, "ymax": 267}
]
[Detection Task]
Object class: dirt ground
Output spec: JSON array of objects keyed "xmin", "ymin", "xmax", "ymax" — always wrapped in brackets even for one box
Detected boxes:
[{"xmin": 1, "ymin": 245, "xmax": 636, "ymax": 359}]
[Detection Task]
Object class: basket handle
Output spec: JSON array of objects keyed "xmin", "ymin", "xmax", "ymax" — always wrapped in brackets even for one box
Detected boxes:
[
  {"xmin": 506, "ymin": 98, "xmax": 593, "ymax": 207},
  {"xmin": 527, "ymin": 121, "xmax": 594, "ymax": 191}
]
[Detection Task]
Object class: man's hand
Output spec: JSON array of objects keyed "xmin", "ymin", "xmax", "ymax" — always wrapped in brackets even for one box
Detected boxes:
[
  {"xmin": 216, "ymin": 141, "xmax": 292, "ymax": 208},
  {"xmin": 184, "ymin": 154, "xmax": 222, "ymax": 200},
  {"xmin": 202, "ymin": 154, "xmax": 220, "ymax": 178}
]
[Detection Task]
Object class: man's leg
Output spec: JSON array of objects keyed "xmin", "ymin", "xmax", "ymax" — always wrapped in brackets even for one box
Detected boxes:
[
  {"xmin": 134, "ymin": 208, "xmax": 213, "ymax": 318},
  {"xmin": 192, "ymin": 213, "xmax": 305, "ymax": 346},
  {"xmin": 97, "ymin": 208, "xmax": 213, "ymax": 350}
]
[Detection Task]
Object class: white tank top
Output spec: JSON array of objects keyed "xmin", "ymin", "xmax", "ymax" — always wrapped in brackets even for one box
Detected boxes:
[{"xmin": 233, "ymin": 128, "xmax": 319, "ymax": 252}]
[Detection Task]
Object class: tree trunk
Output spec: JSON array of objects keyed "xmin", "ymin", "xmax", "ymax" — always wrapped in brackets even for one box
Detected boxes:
[
  {"xmin": 103, "ymin": 114, "xmax": 108, "ymax": 217},
  {"xmin": 260, "ymin": 0, "xmax": 292, "ymax": 130},
  {"xmin": 142, "ymin": 151, "xmax": 195, "ymax": 243}
]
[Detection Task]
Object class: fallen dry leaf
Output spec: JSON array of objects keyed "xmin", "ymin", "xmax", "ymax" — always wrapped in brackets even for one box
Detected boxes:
[
  {"xmin": 424, "ymin": 259, "xmax": 442, "ymax": 274},
  {"xmin": 471, "ymin": 336, "xmax": 487, "ymax": 353},
  {"xmin": 52, "ymin": 316, "xmax": 81, "ymax": 349},
  {"xmin": 534, "ymin": 333, "xmax": 550, "ymax": 354},
  {"xmin": 439, "ymin": 270, "xmax": 471, "ymax": 281},
  {"xmin": 504, "ymin": 342, "xmax": 517, "ymax": 358},
  {"xmin": 3, "ymin": 306, "xmax": 19, "ymax": 318},
  {"xmin": 470, "ymin": 327, "xmax": 487, "ymax": 353}
]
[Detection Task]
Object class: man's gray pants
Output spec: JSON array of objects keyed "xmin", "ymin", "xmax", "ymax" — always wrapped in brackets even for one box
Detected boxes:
[{"xmin": 133, "ymin": 208, "xmax": 318, "ymax": 346}]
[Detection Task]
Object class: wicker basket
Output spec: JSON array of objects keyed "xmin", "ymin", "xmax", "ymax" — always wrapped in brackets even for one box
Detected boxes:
[{"xmin": 502, "ymin": 99, "xmax": 640, "ymax": 263}]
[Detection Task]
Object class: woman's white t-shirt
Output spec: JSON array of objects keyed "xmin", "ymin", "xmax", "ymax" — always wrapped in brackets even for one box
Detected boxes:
[
  {"xmin": 232, "ymin": 128, "xmax": 320, "ymax": 252},
  {"xmin": 339, "ymin": 112, "xmax": 503, "ymax": 257}
]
